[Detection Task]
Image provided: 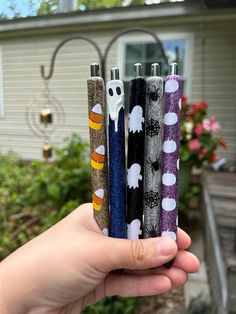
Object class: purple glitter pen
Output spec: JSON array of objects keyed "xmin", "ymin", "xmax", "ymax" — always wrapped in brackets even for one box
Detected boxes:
[{"xmin": 160, "ymin": 62, "xmax": 183, "ymax": 268}]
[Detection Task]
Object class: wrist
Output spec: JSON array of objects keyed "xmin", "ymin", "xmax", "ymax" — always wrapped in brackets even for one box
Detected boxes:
[{"xmin": 0, "ymin": 258, "xmax": 31, "ymax": 314}]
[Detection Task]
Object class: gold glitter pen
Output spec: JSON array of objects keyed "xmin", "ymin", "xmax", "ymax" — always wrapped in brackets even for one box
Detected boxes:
[{"xmin": 87, "ymin": 63, "xmax": 109, "ymax": 235}]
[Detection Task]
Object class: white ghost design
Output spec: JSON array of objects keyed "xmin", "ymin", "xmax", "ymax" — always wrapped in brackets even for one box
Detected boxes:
[
  {"xmin": 127, "ymin": 219, "xmax": 142, "ymax": 240},
  {"xmin": 128, "ymin": 105, "xmax": 144, "ymax": 133},
  {"xmin": 127, "ymin": 163, "xmax": 142, "ymax": 189},
  {"xmin": 165, "ymin": 80, "xmax": 179, "ymax": 93},
  {"xmin": 106, "ymin": 80, "xmax": 124, "ymax": 132},
  {"xmin": 162, "ymin": 230, "xmax": 177, "ymax": 241}
]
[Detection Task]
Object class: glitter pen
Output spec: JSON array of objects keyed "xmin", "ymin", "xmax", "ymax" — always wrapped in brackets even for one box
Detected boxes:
[
  {"xmin": 160, "ymin": 62, "xmax": 183, "ymax": 268},
  {"xmin": 107, "ymin": 67, "xmax": 127, "ymax": 238},
  {"xmin": 127, "ymin": 63, "xmax": 146, "ymax": 240},
  {"xmin": 144, "ymin": 63, "xmax": 163, "ymax": 238},
  {"xmin": 87, "ymin": 63, "xmax": 109, "ymax": 235}
]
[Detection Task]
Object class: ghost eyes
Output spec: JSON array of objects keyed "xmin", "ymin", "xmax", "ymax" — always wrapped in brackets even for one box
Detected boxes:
[
  {"xmin": 108, "ymin": 87, "xmax": 122, "ymax": 97},
  {"xmin": 116, "ymin": 87, "xmax": 121, "ymax": 95},
  {"xmin": 109, "ymin": 88, "xmax": 114, "ymax": 96}
]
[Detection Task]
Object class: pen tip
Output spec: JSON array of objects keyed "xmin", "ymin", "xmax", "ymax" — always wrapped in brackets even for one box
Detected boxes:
[{"xmin": 90, "ymin": 63, "xmax": 100, "ymax": 77}]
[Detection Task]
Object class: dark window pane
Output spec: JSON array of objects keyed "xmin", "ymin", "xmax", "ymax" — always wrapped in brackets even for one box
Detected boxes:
[
  {"xmin": 146, "ymin": 43, "xmax": 162, "ymax": 59},
  {"xmin": 124, "ymin": 39, "xmax": 187, "ymax": 77},
  {"xmin": 126, "ymin": 44, "xmax": 143, "ymax": 61},
  {"xmin": 126, "ymin": 62, "xmax": 135, "ymax": 77}
]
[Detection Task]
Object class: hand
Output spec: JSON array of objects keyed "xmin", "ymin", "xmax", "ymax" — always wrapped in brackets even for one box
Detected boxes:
[{"xmin": 0, "ymin": 203, "xmax": 199, "ymax": 313}]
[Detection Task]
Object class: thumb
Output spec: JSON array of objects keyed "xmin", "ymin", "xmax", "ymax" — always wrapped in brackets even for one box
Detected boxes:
[{"xmin": 98, "ymin": 236, "xmax": 177, "ymax": 272}]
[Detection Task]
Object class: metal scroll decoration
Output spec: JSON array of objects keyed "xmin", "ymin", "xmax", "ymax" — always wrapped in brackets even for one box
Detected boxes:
[
  {"xmin": 40, "ymin": 27, "xmax": 168, "ymax": 81},
  {"xmin": 27, "ymin": 27, "xmax": 167, "ymax": 159},
  {"xmin": 26, "ymin": 82, "xmax": 65, "ymax": 159}
]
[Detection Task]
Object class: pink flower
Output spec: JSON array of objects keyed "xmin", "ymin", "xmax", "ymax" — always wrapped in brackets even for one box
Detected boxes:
[
  {"xmin": 202, "ymin": 147, "xmax": 209, "ymax": 154},
  {"xmin": 211, "ymin": 121, "xmax": 220, "ymax": 132},
  {"xmin": 195, "ymin": 124, "xmax": 203, "ymax": 137},
  {"xmin": 188, "ymin": 139, "xmax": 200, "ymax": 151},
  {"xmin": 210, "ymin": 116, "xmax": 220, "ymax": 132},
  {"xmin": 202, "ymin": 119, "xmax": 211, "ymax": 131}
]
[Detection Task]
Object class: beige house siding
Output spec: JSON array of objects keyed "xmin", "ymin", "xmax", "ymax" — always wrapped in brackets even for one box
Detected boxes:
[
  {"xmin": 0, "ymin": 17, "xmax": 235, "ymax": 162},
  {"xmin": 191, "ymin": 21, "xmax": 236, "ymax": 162},
  {"xmin": 0, "ymin": 32, "xmax": 116, "ymax": 159}
]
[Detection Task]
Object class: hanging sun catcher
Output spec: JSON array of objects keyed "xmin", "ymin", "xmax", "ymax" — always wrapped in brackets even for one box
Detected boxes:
[{"xmin": 26, "ymin": 81, "xmax": 65, "ymax": 159}]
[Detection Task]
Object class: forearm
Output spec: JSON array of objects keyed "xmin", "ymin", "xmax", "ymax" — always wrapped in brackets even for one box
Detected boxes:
[{"xmin": 0, "ymin": 245, "xmax": 51, "ymax": 314}]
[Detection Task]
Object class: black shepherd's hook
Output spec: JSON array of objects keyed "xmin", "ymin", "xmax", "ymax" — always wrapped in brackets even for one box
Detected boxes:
[
  {"xmin": 40, "ymin": 35, "xmax": 103, "ymax": 80},
  {"xmin": 40, "ymin": 27, "xmax": 167, "ymax": 82},
  {"xmin": 102, "ymin": 26, "xmax": 168, "ymax": 80}
]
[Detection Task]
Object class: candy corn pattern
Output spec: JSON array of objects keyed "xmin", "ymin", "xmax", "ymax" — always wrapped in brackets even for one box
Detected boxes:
[
  {"xmin": 92, "ymin": 188, "xmax": 104, "ymax": 211},
  {"xmin": 91, "ymin": 145, "xmax": 105, "ymax": 170},
  {"xmin": 89, "ymin": 103, "xmax": 103, "ymax": 130},
  {"xmin": 87, "ymin": 75, "xmax": 109, "ymax": 233}
]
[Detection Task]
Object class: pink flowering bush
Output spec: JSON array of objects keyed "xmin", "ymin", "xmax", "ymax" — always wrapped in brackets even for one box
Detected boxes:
[{"xmin": 180, "ymin": 97, "xmax": 226, "ymax": 168}]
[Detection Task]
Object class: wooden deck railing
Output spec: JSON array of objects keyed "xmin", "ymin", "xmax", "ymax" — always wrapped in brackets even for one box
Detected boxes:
[{"xmin": 202, "ymin": 171, "xmax": 236, "ymax": 314}]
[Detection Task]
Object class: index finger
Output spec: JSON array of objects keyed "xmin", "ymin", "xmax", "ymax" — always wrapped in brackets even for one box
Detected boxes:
[{"xmin": 176, "ymin": 228, "xmax": 191, "ymax": 250}]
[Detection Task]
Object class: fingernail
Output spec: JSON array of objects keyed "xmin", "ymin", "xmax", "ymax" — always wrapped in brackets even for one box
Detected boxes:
[{"xmin": 157, "ymin": 237, "xmax": 176, "ymax": 256}]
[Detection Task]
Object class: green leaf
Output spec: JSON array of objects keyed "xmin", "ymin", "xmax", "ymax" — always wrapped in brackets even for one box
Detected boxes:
[{"xmin": 47, "ymin": 183, "xmax": 61, "ymax": 200}]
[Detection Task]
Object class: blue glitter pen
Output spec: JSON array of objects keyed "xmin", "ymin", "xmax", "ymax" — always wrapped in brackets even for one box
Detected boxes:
[{"xmin": 107, "ymin": 67, "xmax": 127, "ymax": 238}]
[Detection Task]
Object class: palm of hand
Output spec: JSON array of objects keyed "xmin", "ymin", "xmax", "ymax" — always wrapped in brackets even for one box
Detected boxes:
[{"xmin": 0, "ymin": 204, "xmax": 199, "ymax": 314}]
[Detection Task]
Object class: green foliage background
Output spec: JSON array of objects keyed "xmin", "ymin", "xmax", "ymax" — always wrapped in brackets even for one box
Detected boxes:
[
  {"xmin": 38, "ymin": 0, "xmax": 146, "ymax": 16},
  {"xmin": 0, "ymin": 134, "xmax": 91, "ymax": 259},
  {"xmin": 38, "ymin": 0, "xmax": 173, "ymax": 15}
]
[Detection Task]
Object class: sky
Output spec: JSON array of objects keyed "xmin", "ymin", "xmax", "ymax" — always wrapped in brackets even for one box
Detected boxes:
[{"xmin": 0, "ymin": 0, "xmax": 41, "ymax": 19}]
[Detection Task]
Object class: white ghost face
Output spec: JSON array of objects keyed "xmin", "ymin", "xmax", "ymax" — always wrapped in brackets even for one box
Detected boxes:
[
  {"xmin": 106, "ymin": 80, "xmax": 124, "ymax": 132},
  {"xmin": 127, "ymin": 219, "xmax": 142, "ymax": 240},
  {"xmin": 127, "ymin": 163, "xmax": 142, "ymax": 189},
  {"xmin": 128, "ymin": 105, "xmax": 144, "ymax": 133}
]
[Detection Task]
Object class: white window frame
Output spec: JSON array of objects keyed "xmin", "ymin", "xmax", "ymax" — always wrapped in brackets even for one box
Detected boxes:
[
  {"xmin": 0, "ymin": 46, "xmax": 4, "ymax": 118},
  {"xmin": 117, "ymin": 32, "xmax": 193, "ymax": 98}
]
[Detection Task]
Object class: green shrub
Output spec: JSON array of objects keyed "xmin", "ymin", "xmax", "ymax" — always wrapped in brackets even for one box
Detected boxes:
[
  {"xmin": 0, "ymin": 134, "xmax": 91, "ymax": 259},
  {"xmin": 82, "ymin": 296, "xmax": 141, "ymax": 314}
]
